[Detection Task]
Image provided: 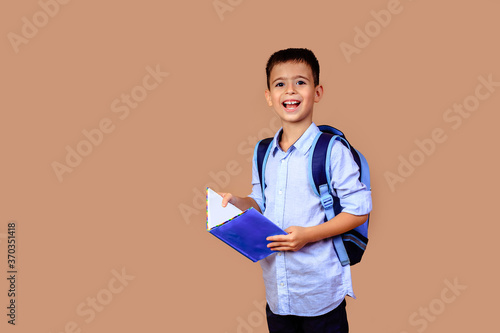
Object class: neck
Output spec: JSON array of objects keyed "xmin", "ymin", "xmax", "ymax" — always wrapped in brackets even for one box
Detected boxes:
[{"xmin": 279, "ymin": 121, "xmax": 312, "ymax": 152}]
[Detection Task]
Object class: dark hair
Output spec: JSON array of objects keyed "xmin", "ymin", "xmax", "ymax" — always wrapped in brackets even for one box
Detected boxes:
[{"xmin": 265, "ymin": 48, "xmax": 320, "ymax": 89}]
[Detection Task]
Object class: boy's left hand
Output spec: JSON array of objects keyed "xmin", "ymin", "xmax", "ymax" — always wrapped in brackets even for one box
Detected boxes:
[{"xmin": 266, "ymin": 226, "xmax": 310, "ymax": 252}]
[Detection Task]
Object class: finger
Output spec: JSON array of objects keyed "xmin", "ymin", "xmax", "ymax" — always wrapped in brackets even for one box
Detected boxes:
[
  {"xmin": 271, "ymin": 244, "xmax": 300, "ymax": 252},
  {"xmin": 267, "ymin": 241, "xmax": 280, "ymax": 248},
  {"xmin": 267, "ymin": 235, "xmax": 288, "ymax": 242},
  {"xmin": 270, "ymin": 246, "xmax": 290, "ymax": 252},
  {"xmin": 221, "ymin": 193, "xmax": 232, "ymax": 207},
  {"xmin": 268, "ymin": 241, "xmax": 290, "ymax": 249}
]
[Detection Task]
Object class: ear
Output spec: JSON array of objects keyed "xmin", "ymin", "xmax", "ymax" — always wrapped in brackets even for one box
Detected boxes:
[
  {"xmin": 314, "ymin": 85, "xmax": 324, "ymax": 103},
  {"xmin": 264, "ymin": 89, "xmax": 273, "ymax": 106}
]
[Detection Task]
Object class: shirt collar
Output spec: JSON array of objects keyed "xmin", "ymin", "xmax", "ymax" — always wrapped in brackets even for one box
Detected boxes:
[{"xmin": 271, "ymin": 122, "xmax": 320, "ymax": 156}]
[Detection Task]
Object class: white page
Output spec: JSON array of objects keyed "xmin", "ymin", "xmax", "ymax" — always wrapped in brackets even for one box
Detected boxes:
[{"xmin": 206, "ymin": 187, "xmax": 242, "ymax": 230}]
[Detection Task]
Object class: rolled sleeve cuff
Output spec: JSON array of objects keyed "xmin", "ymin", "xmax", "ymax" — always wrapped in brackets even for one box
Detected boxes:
[
  {"xmin": 339, "ymin": 187, "xmax": 372, "ymax": 216},
  {"xmin": 248, "ymin": 186, "xmax": 265, "ymax": 213}
]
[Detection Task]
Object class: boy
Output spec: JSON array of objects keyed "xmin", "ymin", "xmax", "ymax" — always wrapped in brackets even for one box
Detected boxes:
[{"xmin": 221, "ymin": 48, "xmax": 372, "ymax": 333}]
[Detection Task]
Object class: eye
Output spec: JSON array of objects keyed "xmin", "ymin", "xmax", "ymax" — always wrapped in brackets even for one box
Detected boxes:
[
  {"xmin": 275, "ymin": 82, "xmax": 284, "ymax": 87},
  {"xmin": 296, "ymin": 80, "xmax": 306, "ymax": 85}
]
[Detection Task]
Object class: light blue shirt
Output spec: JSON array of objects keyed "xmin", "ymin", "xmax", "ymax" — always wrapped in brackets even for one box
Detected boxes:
[{"xmin": 249, "ymin": 122, "xmax": 372, "ymax": 316}]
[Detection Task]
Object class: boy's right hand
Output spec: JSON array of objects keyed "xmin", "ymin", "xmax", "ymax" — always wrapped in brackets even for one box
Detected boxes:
[
  {"xmin": 219, "ymin": 192, "xmax": 234, "ymax": 208},
  {"xmin": 217, "ymin": 193, "xmax": 261, "ymax": 213}
]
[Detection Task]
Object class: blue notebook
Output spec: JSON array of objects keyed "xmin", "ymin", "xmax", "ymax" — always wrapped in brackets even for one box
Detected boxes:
[{"xmin": 206, "ymin": 188, "xmax": 287, "ymax": 262}]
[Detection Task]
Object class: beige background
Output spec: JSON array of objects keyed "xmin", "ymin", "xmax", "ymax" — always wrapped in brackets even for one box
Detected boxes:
[{"xmin": 1, "ymin": 0, "xmax": 499, "ymax": 332}]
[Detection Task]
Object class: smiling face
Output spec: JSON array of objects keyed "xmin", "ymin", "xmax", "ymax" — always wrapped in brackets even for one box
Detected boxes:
[{"xmin": 265, "ymin": 61, "xmax": 323, "ymax": 128}]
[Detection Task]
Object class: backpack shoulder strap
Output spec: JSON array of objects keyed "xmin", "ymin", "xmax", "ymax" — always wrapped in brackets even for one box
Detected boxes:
[
  {"xmin": 254, "ymin": 137, "xmax": 273, "ymax": 212},
  {"xmin": 309, "ymin": 129, "xmax": 351, "ymax": 266},
  {"xmin": 309, "ymin": 129, "xmax": 351, "ymax": 211}
]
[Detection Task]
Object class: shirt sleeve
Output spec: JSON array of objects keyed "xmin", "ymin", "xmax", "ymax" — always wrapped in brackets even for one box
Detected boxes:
[
  {"xmin": 248, "ymin": 144, "xmax": 265, "ymax": 213},
  {"xmin": 329, "ymin": 140, "xmax": 372, "ymax": 216}
]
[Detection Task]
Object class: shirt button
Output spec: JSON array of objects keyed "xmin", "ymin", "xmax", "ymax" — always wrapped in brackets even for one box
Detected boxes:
[
  {"xmin": 278, "ymin": 190, "xmax": 283, "ymax": 195},
  {"xmin": 280, "ymin": 283, "xmax": 284, "ymax": 287},
  {"xmin": 278, "ymin": 252, "xmax": 282, "ymax": 256}
]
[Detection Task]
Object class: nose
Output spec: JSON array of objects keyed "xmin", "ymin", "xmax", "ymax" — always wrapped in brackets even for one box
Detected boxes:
[{"xmin": 286, "ymin": 83, "xmax": 296, "ymax": 94}]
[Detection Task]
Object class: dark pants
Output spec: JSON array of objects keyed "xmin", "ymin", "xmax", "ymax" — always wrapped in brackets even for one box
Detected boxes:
[{"xmin": 266, "ymin": 299, "xmax": 348, "ymax": 333}]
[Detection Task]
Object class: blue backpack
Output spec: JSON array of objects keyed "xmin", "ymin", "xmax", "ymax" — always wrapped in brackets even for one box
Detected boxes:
[{"xmin": 255, "ymin": 125, "xmax": 371, "ymax": 266}]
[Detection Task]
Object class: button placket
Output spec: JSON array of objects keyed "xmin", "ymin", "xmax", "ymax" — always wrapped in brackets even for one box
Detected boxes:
[{"xmin": 274, "ymin": 151, "xmax": 290, "ymax": 313}]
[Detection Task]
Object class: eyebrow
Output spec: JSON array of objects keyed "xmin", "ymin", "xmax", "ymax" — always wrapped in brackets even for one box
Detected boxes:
[{"xmin": 272, "ymin": 75, "xmax": 310, "ymax": 84}]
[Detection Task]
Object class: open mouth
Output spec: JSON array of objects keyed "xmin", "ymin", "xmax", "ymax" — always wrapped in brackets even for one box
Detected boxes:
[{"xmin": 282, "ymin": 100, "xmax": 301, "ymax": 111}]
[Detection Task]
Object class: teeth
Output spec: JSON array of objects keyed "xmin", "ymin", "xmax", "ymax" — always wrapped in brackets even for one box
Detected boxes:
[{"xmin": 284, "ymin": 101, "xmax": 299, "ymax": 105}]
